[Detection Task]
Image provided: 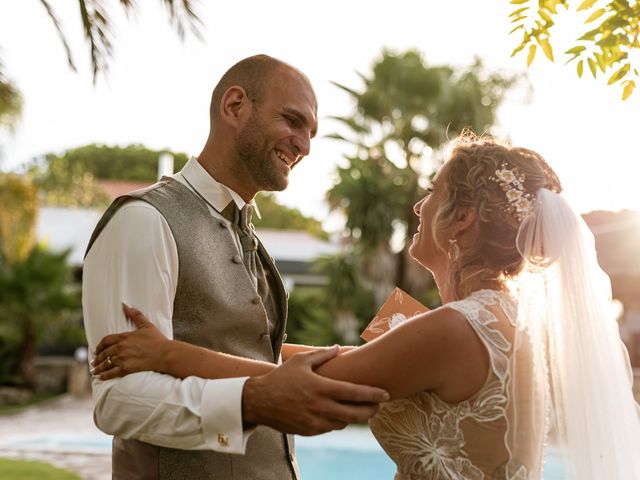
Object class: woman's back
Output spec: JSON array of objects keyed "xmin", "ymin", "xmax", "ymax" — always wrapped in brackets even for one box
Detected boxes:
[{"xmin": 369, "ymin": 289, "xmax": 544, "ymax": 479}]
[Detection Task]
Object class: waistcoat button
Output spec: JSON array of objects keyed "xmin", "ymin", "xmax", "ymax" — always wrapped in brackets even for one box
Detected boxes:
[
  {"xmin": 232, "ymin": 255, "xmax": 242, "ymax": 264},
  {"xmin": 251, "ymin": 296, "xmax": 261, "ymax": 304},
  {"xmin": 218, "ymin": 221, "xmax": 226, "ymax": 228}
]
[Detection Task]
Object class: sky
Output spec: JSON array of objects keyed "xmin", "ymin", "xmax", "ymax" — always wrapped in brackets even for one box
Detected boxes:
[{"xmin": 0, "ymin": 1, "xmax": 638, "ymax": 232}]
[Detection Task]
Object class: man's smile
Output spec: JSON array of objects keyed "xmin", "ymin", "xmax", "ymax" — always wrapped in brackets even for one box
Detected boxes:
[{"xmin": 275, "ymin": 148, "xmax": 295, "ymax": 168}]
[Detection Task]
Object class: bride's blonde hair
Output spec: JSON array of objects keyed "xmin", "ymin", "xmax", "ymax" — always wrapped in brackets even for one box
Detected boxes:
[{"xmin": 433, "ymin": 131, "xmax": 562, "ymax": 299}]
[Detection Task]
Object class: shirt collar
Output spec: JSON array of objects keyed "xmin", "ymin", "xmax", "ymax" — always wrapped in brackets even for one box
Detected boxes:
[{"xmin": 178, "ymin": 157, "xmax": 261, "ymax": 218}]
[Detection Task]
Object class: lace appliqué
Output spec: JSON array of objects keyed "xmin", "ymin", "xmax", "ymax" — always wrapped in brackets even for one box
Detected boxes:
[{"xmin": 370, "ymin": 290, "xmax": 531, "ymax": 480}]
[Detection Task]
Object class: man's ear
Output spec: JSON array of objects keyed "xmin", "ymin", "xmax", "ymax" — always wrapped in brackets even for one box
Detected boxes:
[
  {"xmin": 454, "ymin": 207, "xmax": 477, "ymax": 236},
  {"xmin": 220, "ymin": 86, "xmax": 251, "ymax": 128}
]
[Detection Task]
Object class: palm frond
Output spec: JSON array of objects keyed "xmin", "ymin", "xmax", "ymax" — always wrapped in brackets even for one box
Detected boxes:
[
  {"xmin": 38, "ymin": 0, "xmax": 77, "ymax": 71},
  {"xmin": 329, "ymin": 80, "xmax": 362, "ymax": 100},
  {"xmin": 160, "ymin": 0, "xmax": 204, "ymax": 41},
  {"xmin": 77, "ymin": 0, "xmax": 114, "ymax": 83}
]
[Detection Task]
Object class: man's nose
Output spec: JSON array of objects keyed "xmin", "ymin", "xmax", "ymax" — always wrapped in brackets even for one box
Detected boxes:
[{"xmin": 292, "ymin": 133, "xmax": 311, "ymax": 158}]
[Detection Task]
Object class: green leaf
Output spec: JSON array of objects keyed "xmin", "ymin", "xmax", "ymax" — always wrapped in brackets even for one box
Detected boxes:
[
  {"xmin": 577, "ymin": 0, "xmax": 598, "ymax": 11},
  {"xmin": 622, "ymin": 80, "xmax": 636, "ymax": 100},
  {"xmin": 538, "ymin": 37, "xmax": 554, "ymax": 61},
  {"xmin": 577, "ymin": 59, "xmax": 584, "ymax": 77},
  {"xmin": 511, "ymin": 42, "xmax": 527, "ymax": 56},
  {"xmin": 578, "ymin": 28, "xmax": 599, "ymax": 41},
  {"xmin": 510, "ymin": 0, "xmax": 529, "ymax": 4},
  {"xmin": 585, "ymin": 8, "xmax": 606, "ymax": 23},
  {"xmin": 539, "ymin": 9, "xmax": 553, "ymax": 23},
  {"xmin": 607, "ymin": 63, "xmax": 630, "ymax": 85},
  {"xmin": 565, "ymin": 46, "xmax": 587, "ymax": 55},
  {"xmin": 509, "ymin": 6, "xmax": 529, "ymax": 17},
  {"xmin": 588, "ymin": 57, "xmax": 598, "ymax": 77},
  {"xmin": 509, "ymin": 24, "xmax": 525, "ymax": 34},
  {"xmin": 527, "ymin": 44, "xmax": 537, "ymax": 66}
]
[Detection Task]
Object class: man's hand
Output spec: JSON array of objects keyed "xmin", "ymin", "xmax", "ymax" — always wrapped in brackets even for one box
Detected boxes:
[{"xmin": 242, "ymin": 346, "xmax": 389, "ymax": 436}]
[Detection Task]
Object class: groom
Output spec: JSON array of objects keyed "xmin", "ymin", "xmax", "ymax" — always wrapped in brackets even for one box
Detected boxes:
[{"xmin": 82, "ymin": 54, "xmax": 388, "ymax": 479}]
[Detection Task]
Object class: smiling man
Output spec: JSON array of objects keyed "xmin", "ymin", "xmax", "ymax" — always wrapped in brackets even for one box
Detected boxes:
[{"xmin": 82, "ymin": 55, "xmax": 388, "ymax": 479}]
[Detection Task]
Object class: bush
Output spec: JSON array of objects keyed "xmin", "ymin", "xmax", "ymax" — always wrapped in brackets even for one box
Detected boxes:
[
  {"xmin": 285, "ymin": 289, "xmax": 338, "ymax": 346},
  {"xmin": 0, "ymin": 245, "xmax": 81, "ymax": 387}
]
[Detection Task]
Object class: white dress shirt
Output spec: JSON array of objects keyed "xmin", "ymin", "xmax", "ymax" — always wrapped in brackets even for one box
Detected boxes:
[{"xmin": 83, "ymin": 158, "xmax": 259, "ymax": 454}]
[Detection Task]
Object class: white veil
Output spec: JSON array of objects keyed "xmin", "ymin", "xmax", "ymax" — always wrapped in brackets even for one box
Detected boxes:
[{"xmin": 506, "ymin": 187, "xmax": 640, "ymax": 479}]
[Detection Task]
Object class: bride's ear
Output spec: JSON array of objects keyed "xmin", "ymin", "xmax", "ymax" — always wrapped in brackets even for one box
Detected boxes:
[{"xmin": 453, "ymin": 207, "xmax": 477, "ymax": 236}]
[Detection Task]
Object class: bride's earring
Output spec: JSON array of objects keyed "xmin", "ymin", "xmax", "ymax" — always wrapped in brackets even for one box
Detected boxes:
[{"xmin": 448, "ymin": 237, "xmax": 460, "ymax": 261}]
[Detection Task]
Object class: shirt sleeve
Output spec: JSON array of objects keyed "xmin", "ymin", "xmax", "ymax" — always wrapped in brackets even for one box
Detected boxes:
[{"xmin": 83, "ymin": 200, "xmax": 253, "ymax": 453}]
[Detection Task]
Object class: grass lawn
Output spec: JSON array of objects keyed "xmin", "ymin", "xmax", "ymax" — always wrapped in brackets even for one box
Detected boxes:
[{"xmin": 0, "ymin": 458, "xmax": 81, "ymax": 479}]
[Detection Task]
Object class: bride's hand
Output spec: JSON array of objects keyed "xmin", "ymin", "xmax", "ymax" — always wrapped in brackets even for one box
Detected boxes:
[{"xmin": 91, "ymin": 304, "xmax": 170, "ymax": 380}]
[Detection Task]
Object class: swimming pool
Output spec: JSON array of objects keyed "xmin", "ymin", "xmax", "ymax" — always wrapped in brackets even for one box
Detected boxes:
[
  {"xmin": 295, "ymin": 428, "xmax": 566, "ymax": 480},
  {"xmin": 0, "ymin": 427, "xmax": 565, "ymax": 479}
]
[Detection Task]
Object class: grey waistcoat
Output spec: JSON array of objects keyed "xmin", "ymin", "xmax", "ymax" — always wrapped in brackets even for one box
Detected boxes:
[{"xmin": 85, "ymin": 178, "xmax": 299, "ymax": 480}]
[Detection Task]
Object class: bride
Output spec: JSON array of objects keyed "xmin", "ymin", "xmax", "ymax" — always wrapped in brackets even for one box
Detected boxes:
[{"xmin": 92, "ymin": 133, "xmax": 640, "ymax": 479}]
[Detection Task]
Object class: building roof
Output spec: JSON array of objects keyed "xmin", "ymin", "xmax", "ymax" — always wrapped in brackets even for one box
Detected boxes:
[
  {"xmin": 256, "ymin": 229, "xmax": 337, "ymax": 262},
  {"xmin": 35, "ymin": 207, "xmax": 337, "ymax": 267}
]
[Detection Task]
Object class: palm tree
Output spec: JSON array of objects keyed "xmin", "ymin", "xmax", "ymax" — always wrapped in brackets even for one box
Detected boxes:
[
  {"xmin": 0, "ymin": 1, "xmax": 202, "ymax": 131},
  {"xmin": 0, "ymin": 245, "xmax": 80, "ymax": 389},
  {"xmin": 328, "ymin": 49, "xmax": 517, "ymax": 300},
  {"xmin": 0, "ymin": 62, "xmax": 23, "ymax": 135},
  {"xmin": 312, "ymin": 252, "xmax": 373, "ymax": 343},
  {"xmin": 0, "ymin": 175, "xmax": 80, "ymax": 389},
  {"xmin": 37, "ymin": 0, "xmax": 202, "ymax": 83}
]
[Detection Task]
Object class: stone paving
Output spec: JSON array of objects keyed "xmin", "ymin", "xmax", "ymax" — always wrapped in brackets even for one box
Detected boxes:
[{"xmin": 0, "ymin": 395, "xmax": 111, "ymax": 479}]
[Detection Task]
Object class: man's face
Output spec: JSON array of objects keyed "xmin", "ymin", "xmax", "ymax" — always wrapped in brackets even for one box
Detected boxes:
[{"xmin": 235, "ymin": 68, "xmax": 318, "ymax": 193}]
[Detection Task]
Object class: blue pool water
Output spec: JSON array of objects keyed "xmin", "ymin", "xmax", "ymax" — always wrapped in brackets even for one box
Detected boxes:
[
  {"xmin": 295, "ymin": 428, "xmax": 566, "ymax": 480},
  {"xmin": 0, "ymin": 427, "xmax": 566, "ymax": 479}
]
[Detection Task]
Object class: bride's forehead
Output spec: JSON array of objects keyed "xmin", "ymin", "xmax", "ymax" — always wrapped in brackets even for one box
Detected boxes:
[{"xmin": 433, "ymin": 161, "xmax": 452, "ymax": 184}]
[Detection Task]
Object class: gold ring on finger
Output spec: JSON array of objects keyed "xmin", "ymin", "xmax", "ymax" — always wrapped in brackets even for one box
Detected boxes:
[{"xmin": 107, "ymin": 356, "xmax": 113, "ymax": 367}]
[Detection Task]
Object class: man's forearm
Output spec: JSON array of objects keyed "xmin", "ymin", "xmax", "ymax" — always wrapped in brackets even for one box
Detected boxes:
[{"xmin": 93, "ymin": 372, "xmax": 252, "ymax": 453}]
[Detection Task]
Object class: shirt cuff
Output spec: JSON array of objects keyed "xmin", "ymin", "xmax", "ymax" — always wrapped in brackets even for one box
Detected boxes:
[{"xmin": 200, "ymin": 376, "xmax": 255, "ymax": 454}]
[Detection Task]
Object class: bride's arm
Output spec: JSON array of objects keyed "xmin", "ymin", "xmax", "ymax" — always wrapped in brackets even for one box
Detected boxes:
[
  {"xmin": 92, "ymin": 305, "xmax": 353, "ymax": 380},
  {"xmin": 92, "ymin": 305, "xmax": 276, "ymax": 380},
  {"xmin": 94, "ymin": 305, "xmax": 487, "ymax": 402},
  {"xmin": 315, "ymin": 307, "xmax": 489, "ymax": 401},
  {"xmin": 282, "ymin": 344, "xmax": 356, "ymax": 361}
]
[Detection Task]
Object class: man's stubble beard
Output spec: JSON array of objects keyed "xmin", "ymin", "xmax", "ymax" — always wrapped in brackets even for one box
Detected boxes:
[{"xmin": 235, "ymin": 113, "xmax": 289, "ymax": 193}]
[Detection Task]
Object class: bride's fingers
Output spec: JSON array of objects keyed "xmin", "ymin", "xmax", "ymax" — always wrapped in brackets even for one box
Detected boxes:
[
  {"xmin": 98, "ymin": 364, "xmax": 126, "ymax": 381},
  {"xmin": 122, "ymin": 303, "xmax": 151, "ymax": 329},
  {"xmin": 92, "ymin": 344, "xmax": 120, "ymax": 367},
  {"xmin": 91, "ymin": 354, "xmax": 119, "ymax": 376},
  {"xmin": 95, "ymin": 333, "xmax": 125, "ymax": 356}
]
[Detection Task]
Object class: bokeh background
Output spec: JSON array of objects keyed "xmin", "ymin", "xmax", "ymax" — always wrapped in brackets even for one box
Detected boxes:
[{"xmin": 0, "ymin": 1, "xmax": 638, "ymax": 478}]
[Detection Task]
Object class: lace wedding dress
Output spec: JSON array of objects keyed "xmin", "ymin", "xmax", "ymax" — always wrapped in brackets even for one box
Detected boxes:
[{"xmin": 369, "ymin": 289, "xmax": 542, "ymax": 480}]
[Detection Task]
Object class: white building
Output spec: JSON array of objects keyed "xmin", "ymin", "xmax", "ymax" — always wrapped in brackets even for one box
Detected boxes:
[{"xmin": 36, "ymin": 206, "xmax": 338, "ymax": 289}]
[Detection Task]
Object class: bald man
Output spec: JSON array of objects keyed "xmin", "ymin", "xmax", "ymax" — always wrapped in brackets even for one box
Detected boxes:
[{"xmin": 83, "ymin": 55, "xmax": 388, "ymax": 479}]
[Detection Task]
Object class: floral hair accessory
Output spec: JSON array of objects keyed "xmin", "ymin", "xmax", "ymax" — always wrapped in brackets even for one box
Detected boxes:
[{"xmin": 489, "ymin": 163, "xmax": 535, "ymax": 222}]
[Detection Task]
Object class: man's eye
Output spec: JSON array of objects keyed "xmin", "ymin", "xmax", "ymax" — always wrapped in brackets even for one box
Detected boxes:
[{"xmin": 285, "ymin": 116, "xmax": 299, "ymax": 127}]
